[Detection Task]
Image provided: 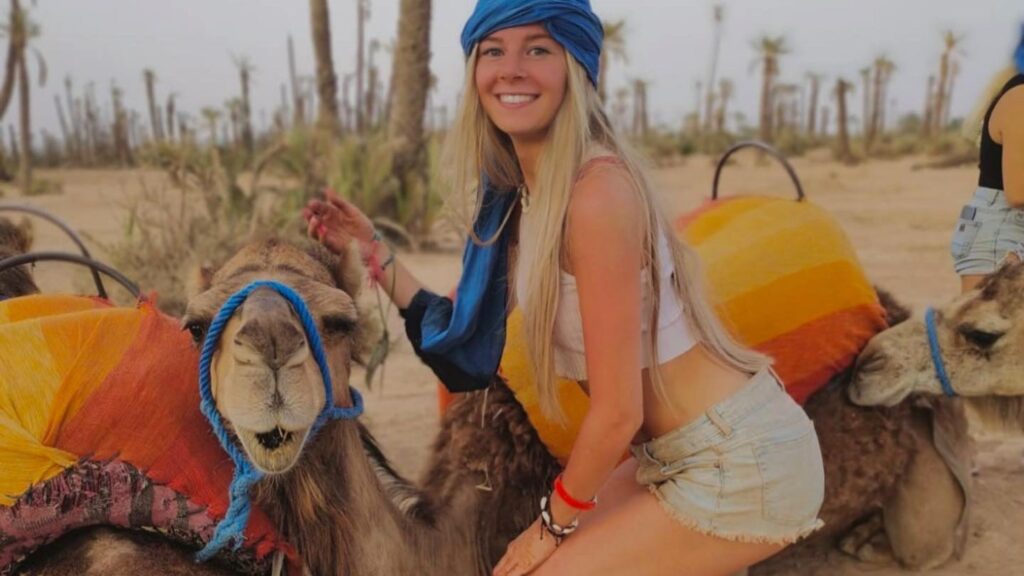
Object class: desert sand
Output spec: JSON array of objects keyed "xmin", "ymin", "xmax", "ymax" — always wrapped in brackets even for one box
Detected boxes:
[{"xmin": 3, "ymin": 153, "xmax": 1021, "ymax": 575}]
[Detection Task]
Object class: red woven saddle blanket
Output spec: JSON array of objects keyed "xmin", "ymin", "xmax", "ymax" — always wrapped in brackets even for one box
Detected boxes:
[{"xmin": 0, "ymin": 295, "xmax": 294, "ymax": 574}]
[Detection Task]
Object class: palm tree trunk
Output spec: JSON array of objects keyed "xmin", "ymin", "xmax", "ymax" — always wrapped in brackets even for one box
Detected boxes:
[
  {"xmin": 860, "ymin": 68, "xmax": 871, "ymax": 137},
  {"xmin": 759, "ymin": 59, "xmax": 774, "ymax": 143},
  {"xmin": 310, "ymin": 0, "xmax": 340, "ymax": 137},
  {"xmin": 835, "ymin": 80, "xmax": 852, "ymax": 163},
  {"xmin": 0, "ymin": 0, "xmax": 24, "ymax": 123},
  {"xmin": 355, "ymin": 0, "xmax": 368, "ymax": 135},
  {"xmin": 807, "ymin": 76, "xmax": 820, "ymax": 138},
  {"xmin": 239, "ymin": 65, "xmax": 255, "ymax": 155},
  {"xmin": 288, "ymin": 35, "xmax": 305, "ymax": 128},
  {"xmin": 868, "ymin": 64, "xmax": 884, "ymax": 150},
  {"xmin": 166, "ymin": 94, "xmax": 176, "ymax": 143},
  {"xmin": 387, "ymin": 0, "xmax": 432, "ymax": 238},
  {"xmin": 703, "ymin": 4, "xmax": 724, "ymax": 136},
  {"xmin": 934, "ymin": 52, "xmax": 949, "ymax": 135},
  {"xmin": 17, "ymin": 47, "xmax": 31, "ymax": 194},
  {"xmin": 143, "ymin": 70, "xmax": 161, "ymax": 142},
  {"xmin": 54, "ymin": 94, "xmax": 70, "ymax": 159},
  {"xmin": 921, "ymin": 75, "xmax": 935, "ymax": 138}
]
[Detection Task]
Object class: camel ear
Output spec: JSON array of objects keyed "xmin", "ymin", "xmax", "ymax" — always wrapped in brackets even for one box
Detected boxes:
[
  {"xmin": 307, "ymin": 241, "xmax": 365, "ymax": 300},
  {"xmin": 185, "ymin": 262, "xmax": 216, "ymax": 299}
]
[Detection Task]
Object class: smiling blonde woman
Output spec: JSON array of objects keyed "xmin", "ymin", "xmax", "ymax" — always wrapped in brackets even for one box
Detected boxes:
[{"xmin": 304, "ymin": 1, "xmax": 824, "ymax": 574}]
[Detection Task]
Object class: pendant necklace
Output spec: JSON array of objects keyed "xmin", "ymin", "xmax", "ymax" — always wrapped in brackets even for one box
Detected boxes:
[{"xmin": 519, "ymin": 184, "xmax": 532, "ymax": 214}]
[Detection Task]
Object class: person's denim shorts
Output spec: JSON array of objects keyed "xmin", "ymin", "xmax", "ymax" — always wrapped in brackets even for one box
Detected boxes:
[
  {"xmin": 951, "ymin": 187, "xmax": 1024, "ymax": 275},
  {"xmin": 630, "ymin": 367, "xmax": 825, "ymax": 544}
]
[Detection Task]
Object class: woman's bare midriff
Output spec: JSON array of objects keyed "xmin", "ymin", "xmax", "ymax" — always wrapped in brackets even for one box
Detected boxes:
[{"xmin": 578, "ymin": 343, "xmax": 755, "ymax": 443}]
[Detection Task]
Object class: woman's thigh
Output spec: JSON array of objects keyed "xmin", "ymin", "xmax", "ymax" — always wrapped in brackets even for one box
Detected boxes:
[{"xmin": 534, "ymin": 461, "xmax": 784, "ymax": 576}]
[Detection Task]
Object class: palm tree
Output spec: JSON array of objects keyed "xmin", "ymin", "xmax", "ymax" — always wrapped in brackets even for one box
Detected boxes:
[
  {"xmin": 0, "ymin": 0, "xmax": 44, "ymax": 193},
  {"xmin": 310, "ymin": 0, "xmax": 340, "ymax": 137},
  {"xmin": 387, "ymin": 0, "xmax": 432, "ymax": 238},
  {"xmin": 703, "ymin": 4, "xmax": 725, "ymax": 135},
  {"xmin": 143, "ymin": 68, "xmax": 161, "ymax": 142},
  {"xmin": 365, "ymin": 38, "xmax": 381, "ymax": 130},
  {"xmin": 715, "ymin": 78, "xmax": 734, "ymax": 134},
  {"xmin": 867, "ymin": 55, "xmax": 895, "ymax": 149},
  {"xmin": 234, "ymin": 56, "xmax": 255, "ymax": 155},
  {"xmin": 165, "ymin": 93, "xmax": 177, "ymax": 143},
  {"xmin": 752, "ymin": 35, "xmax": 789, "ymax": 144},
  {"xmin": 0, "ymin": 4, "xmax": 19, "ymax": 122},
  {"xmin": 632, "ymin": 78, "xmax": 649, "ymax": 137},
  {"xmin": 859, "ymin": 67, "xmax": 871, "ymax": 136},
  {"xmin": 599, "ymin": 19, "xmax": 627, "ymax": 104},
  {"xmin": 355, "ymin": 0, "xmax": 370, "ymax": 134},
  {"xmin": 110, "ymin": 83, "xmax": 132, "ymax": 165},
  {"xmin": 806, "ymin": 72, "xmax": 824, "ymax": 138},
  {"xmin": 287, "ymin": 35, "xmax": 305, "ymax": 128},
  {"xmin": 612, "ymin": 86, "xmax": 629, "ymax": 133},
  {"xmin": 833, "ymin": 78, "xmax": 854, "ymax": 163},
  {"xmin": 921, "ymin": 75, "xmax": 935, "ymax": 138},
  {"xmin": 200, "ymin": 107, "xmax": 221, "ymax": 145},
  {"xmin": 933, "ymin": 30, "xmax": 964, "ymax": 135}
]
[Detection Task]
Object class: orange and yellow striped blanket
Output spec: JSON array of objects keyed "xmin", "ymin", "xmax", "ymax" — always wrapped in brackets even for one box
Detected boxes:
[
  {"xmin": 499, "ymin": 195, "xmax": 888, "ymax": 461},
  {"xmin": 0, "ymin": 295, "xmax": 291, "ymax": 574}
]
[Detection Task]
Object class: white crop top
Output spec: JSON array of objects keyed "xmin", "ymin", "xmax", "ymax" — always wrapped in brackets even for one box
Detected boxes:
[{"xmin": 515, "ymin": 228, "xmax": 698, "ymax": 381}]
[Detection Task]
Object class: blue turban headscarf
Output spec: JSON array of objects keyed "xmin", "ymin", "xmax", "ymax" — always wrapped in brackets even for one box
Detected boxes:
[
  {"xmin": 1015, "ymin": 23, "xmax": 1024, "ymax": 73},
  {"xmin": 460, "ymin": 0, "xmax": 604, "ymax": 87}
]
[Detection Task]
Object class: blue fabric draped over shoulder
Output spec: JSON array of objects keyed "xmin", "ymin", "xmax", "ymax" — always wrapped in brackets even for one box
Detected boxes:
[
  {"xmin": 401, "ymin": 183, "xmax": 516, "ymax": 392},
  {"xmin": 460, "ymin": 0, "xmax": 604, "ymax": 87}
]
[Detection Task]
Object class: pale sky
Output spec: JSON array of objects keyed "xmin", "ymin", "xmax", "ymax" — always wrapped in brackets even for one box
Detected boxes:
[{"xmin": 24, "ymin": 0, "xmax": 1024, "ymax": 139}]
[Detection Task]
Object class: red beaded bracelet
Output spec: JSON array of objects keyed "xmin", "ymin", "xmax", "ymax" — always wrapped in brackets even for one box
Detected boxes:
[{"xmin": 553, "ymin": 475, "xmax": 597, "ymax": 511}]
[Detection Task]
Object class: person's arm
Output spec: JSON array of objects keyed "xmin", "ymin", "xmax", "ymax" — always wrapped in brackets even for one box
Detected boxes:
[
  {"xmin": 994, "ymin": 85, "xmax": 1024, "ymax": 207},
  {"xmin": 548, "ymin": 166, "xmax": 646, "ymax": 527}
]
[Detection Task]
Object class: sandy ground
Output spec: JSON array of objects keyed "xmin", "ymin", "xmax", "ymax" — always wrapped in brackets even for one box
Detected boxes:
[{"xmin": 3, "ymin": 153, "xmax": 1022, "ymax": 575}]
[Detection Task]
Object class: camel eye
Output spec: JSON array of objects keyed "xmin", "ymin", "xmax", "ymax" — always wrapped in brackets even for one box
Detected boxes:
[
  {"xmin": 183, "ymin": 320, "xmax": 209, "ymax": 345},
  {"xmin": 322, "ymin": 315, "xmax": 356, "ymax": 336},
  {"xmin": 959, "ymin": 327, "xmax": 1003, "ymax": 350}
]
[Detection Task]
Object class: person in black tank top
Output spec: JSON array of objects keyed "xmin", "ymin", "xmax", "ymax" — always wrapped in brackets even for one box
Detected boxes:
[{"xmin": 950, "ymin": 27, "xmax": 1024, "ymax": 293}]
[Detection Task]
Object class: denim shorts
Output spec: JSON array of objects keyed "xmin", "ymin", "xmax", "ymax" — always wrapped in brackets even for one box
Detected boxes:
[
  {"xmin": 630, "ymin": 367, "xmax": 825, "ymax": 544},
  {"xmin": 951, "ymin": 187, "xmax": 1024, "ymax": 275}
]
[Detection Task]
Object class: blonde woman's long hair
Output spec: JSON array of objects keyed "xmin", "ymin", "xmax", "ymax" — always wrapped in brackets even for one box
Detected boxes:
[
  {"xmin": 962, "ymin": 65, "xmax": 1018, "ymax": 145},
  {"xmin": 444, "ymin": 48, "xmax": 769, "ymax": 422}
]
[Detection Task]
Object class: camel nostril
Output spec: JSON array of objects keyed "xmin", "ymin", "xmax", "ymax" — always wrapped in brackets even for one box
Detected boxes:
[{"xmin": 855, "ymin": 350, "xmax": 887, "ymax": 375}]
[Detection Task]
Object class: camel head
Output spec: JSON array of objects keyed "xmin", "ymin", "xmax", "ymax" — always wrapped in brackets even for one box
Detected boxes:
[
  {"xmin": 850, "ymin": 262, "xmax": 1024, "ymax": 406},
  {"xmin": 182, "ymin": 239, "xmax": 365, "ymax": 474}
]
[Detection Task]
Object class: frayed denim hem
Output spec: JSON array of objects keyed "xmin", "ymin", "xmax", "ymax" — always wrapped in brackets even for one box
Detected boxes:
[{"xmin": 647, "ymin": 484, "xmax": 826, "ymax": 546}]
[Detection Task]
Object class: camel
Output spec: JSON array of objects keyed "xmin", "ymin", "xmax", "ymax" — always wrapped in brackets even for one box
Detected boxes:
[
  {"xmin": 12, "ymin": 238, "xmax": 506, "ymax": 576},
  {"xmin": 851, "ymin": 260, "xmax": 1024, "ymax": 407},
  {"xmin": 427, "ymin": 287, "xmax": 973, "ymax": 574},
  {"xmin": 0, "ymin": 216, "xmax": 38, "ymax": 298},
  {"xmin": 7, "ymin": 239, "xmax": 976, "ymax": 574}
]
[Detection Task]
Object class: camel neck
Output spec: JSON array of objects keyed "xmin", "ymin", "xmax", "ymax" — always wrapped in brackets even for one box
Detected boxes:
[{"xmin": 255, "ymin": 420, "xmax": 481, "ymax": 575}]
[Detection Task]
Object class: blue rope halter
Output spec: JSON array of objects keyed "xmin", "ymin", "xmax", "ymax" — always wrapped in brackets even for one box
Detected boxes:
[
  {"xmin": 195, "ymin": 280, "xmax": 364, "ymax": 561},
  {"xmin": 924, "ymin": 307, "xmax": 957, "ymax": 398}
]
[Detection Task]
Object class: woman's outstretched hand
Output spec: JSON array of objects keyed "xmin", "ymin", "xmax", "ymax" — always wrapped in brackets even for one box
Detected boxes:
[
  {"xmin": 493, "ymin": 517, "xmax": 558, "ymax": 576},
  {"xmin": 302, "ymin": 189, "xmax": 376, "ymax": 256}
]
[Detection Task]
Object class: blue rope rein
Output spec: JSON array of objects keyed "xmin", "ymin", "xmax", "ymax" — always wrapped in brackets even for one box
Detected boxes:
[
  {"xmin": 195, "ymin": 280, "xmax": 364, "ymax": 562},
  {"xmin": 924, "ymin": 307, "xmax": 957, "ymax": 398}
]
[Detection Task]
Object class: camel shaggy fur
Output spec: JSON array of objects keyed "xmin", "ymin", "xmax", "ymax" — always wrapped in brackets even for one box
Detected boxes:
[{"xmin": 0, "ymin": 216, "xmax": 38, "ymax": 298}]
